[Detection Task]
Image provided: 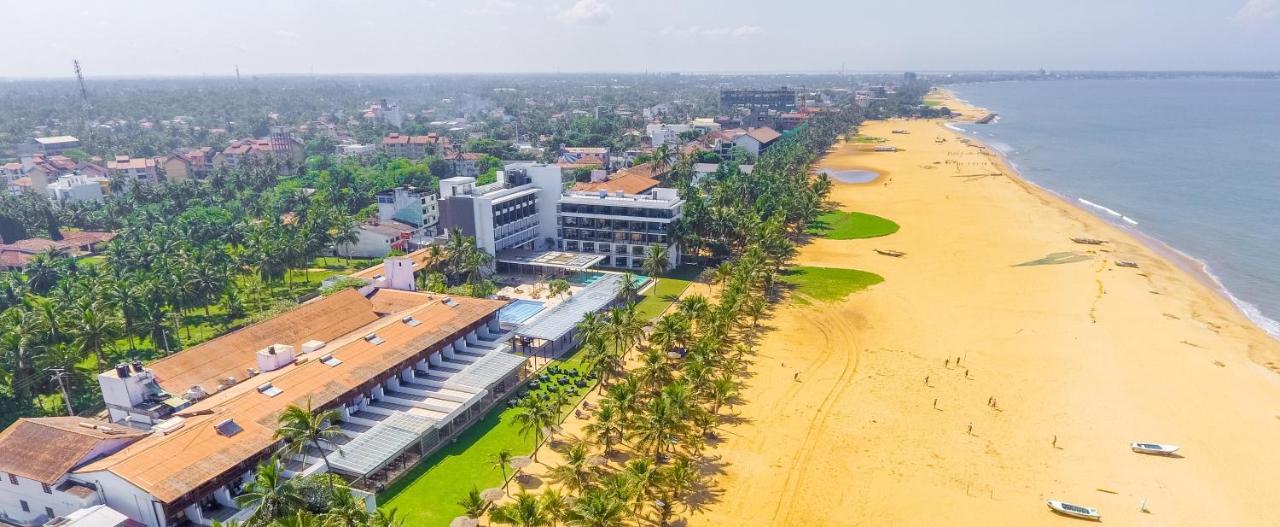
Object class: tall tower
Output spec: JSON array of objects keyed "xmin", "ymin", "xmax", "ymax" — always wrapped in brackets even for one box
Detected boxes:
[{"xmin": 73, "ymin": 59, "xmax": 91, "ymax": 110}]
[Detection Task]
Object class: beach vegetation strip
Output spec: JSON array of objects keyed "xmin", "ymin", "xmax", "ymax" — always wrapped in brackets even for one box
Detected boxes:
[
  {"xmin": 781, "ymin": 265, "xmax": 884, "ymax": 303},
  {"xmin": 807, "ymin": 211, "xmax": 900, "ymax": 240}
]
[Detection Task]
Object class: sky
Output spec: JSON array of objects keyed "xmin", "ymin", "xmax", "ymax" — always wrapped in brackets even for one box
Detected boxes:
[{"xmin": 4, "ymin": 0, "xmax": 1280, "ymax": 78}]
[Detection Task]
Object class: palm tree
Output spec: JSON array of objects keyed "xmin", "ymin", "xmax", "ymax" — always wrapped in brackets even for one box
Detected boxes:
[
  {"xmin": 582, "ymin": 404, "xmax": 623, "ymax": 455},
  {"xmin": 236, "ymin": 457, "xmax": 305, "ymax": 526},
  {"xmin": 71, "ymin": 302, "xmax": 123, "ymax": 368},
  {"xmin": 458, "ymin": 487, "xmax": 488, "ymax": 523},
  {"xmin": 24, "ymin": 249, "xmax": 65, "ymax": 293},
  {"xmin": 492, "ymin": 448, "xmax": 515, "ymax": 493},
  {"xmin": 564, "ymin": 490, "xmax": 626, "ymax": 527},
  {"xmin": 488, "ymin": 491, "xmax": 550, "ymax": 527},
  {"xmin": 623, "ymin": 458, "xmax": 661, "ymax": 522},
  {"xmin": 332, "ymin": 216, "xmax": 360, "ymax": 267},
  {"xmin": 546, "ymin": 278, "xmax": 571, "ymax": 301},
  {"xmin": 539, "ymin": 489, "xmax": 568, "ymax": 527},
  {"xmin": 511, "ymin": 398, "xmax": 556, "ymax": 461},
  {"xmin": 547, "ymin": 440, "xmax": 595, "ymax": 494},
  {"xmin": 274, "ymin": 399, "xmax": 344, "ymax": 494},
  {"xmin": 640, "ymin": 245, "xmax": 669, "ymax": 282}
]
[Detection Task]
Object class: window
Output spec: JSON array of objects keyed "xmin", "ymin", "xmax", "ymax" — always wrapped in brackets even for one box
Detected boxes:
[
  {"xmin": 45, "ymin": 507, "xmax": 55, "ymax": 519},
  {"xmin": 20, "ymin": 500, "xmax": 29, "ymax": 512},
  {"xmin": 42, "ymin": 483, "xmax": 51, "ymax": 494},
  {"xmin": 7, "ymin": 473, "xmax": 16, "ymax": 485}
]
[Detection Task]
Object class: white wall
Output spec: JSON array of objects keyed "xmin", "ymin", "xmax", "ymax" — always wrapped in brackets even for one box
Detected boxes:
[
  {"xmin": 0, "ymin": 475, "xmax": 98, "ymax": 526},
  {"xmin": 76, "ymin": 471, "xmax": 168, "ymax": 527}
]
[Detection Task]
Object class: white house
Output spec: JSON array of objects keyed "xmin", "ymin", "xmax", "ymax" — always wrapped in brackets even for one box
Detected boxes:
[
  {"xmin": 732, "ymin": 127, "xmax": 782, "ymax": 159},
  {"xmin": 0, "ymin": 418, "xmax": 147, "ymax": 527},
  {"xmin": 47, "ymin": 174, "xmax": 105, "ymax": 205}
]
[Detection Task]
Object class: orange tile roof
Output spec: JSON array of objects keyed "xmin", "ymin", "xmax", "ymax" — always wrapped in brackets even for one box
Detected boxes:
[
  {"xmin": 746, "ymin": 127, "xmax": 782, "ymax": 144},
  {"xmin": 147, "ymin": 289, "xmax": 381, "ymax": 394},
  {"xmin": 570, "ymin": 162, "xmax": 662, "ymax": 195},
  {"xmin": 76, "ymin": 293, "xmax": 505, "ymax": 507},
  {"xmin": 0, "ymin": 417, "xmax": 146, "ymax": 484}
]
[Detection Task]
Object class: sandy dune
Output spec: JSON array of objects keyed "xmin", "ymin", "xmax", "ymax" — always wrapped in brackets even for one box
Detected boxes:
[{"xmin": 691, "ymin": 118, "xmax": 1280, "ymax": 526}]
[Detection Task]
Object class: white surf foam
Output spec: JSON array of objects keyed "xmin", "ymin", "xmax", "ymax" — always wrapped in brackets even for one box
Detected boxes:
[
  {"xmin": 943, "ymin": 123, "xmax": 967, "ymax": 133},
  {"xmin": 1077, "ymin": 198, "xmax": 1124, "ymax": 219}
]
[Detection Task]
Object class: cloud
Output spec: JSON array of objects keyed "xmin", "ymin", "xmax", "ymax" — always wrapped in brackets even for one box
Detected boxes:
[
  {"xmin": 557, "ymin": 0, "xmax": 612, "ymax": 24},
  {"xmin": 1231, "ymin": 0, "xmax": 1279, "ymax": 28},
  {"xmin": 660, "ymin": 25, "xmax": 764, "ymax": 38}
]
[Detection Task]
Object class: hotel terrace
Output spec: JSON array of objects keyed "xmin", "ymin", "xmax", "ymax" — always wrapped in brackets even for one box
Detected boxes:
[{"xmin": 0, "ymin": 286, "xmax": 527, "ymax": 527}]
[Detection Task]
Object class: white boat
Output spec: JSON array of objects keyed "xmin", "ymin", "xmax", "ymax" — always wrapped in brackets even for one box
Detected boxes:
[
  {"xmin": 1131, "ymin": 441, "xmax": 1179, "ymax": 456},
  {"xmin": 1047, "ymin": 500, "xmax": 1101, "ymax": 521}
]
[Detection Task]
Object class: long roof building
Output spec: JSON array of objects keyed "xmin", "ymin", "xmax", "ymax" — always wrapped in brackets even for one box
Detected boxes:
[{"xmin": 1, "ymin": 281, "xmax": 523, "ymax": 527}]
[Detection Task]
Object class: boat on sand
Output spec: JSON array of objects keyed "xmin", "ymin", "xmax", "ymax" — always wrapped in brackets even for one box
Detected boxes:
[
  {"xmin": 1131, "ymin": 441, "xmax": 1179, "ymax": 456},
  {"xmin": 1046, "ymin": 500, "xmax": 1101, "ymax": 521}
]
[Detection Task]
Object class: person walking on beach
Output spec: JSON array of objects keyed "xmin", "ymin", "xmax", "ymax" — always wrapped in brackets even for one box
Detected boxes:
[
  {"xmin": 945, "ymin": 358, "xmax": 950, "ymax": 368},
  {"xmin": 924, "ymin": 375, "xmax": 930, "ymax": 386},
  {"xmin": 933, "ymin": 398, "xmax": 938, "ymax": 409},
  {"xmin": 793, "ymin": 372, "xmax": 800, "ymax": 382},
  {"xmin": 967, "ymin": 422, "xmax": 973, "ymax": 435},
  {"xmin": 1053, "ymin": 435, "xmax": 1058, "ymax": 448}
]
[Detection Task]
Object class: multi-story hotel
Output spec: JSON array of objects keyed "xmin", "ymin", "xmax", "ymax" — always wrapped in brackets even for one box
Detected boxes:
[{"xmin": 557, "ymin": 188, "xmax": 683, "ymax": 270}]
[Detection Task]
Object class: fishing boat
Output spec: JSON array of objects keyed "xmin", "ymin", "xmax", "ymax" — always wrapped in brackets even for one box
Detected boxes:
[
  {"xmin": 1130, "ymin": 442, "xmax": 1179, "ymax": 456},
  {"xmin": 1071, "ymin": 237, "xmax": 1107, "ymax": 245},
  {"xmin": 1116, "ymin": 260, "xmax": 1139, "ymax": 268},
  {"xmin": 1046, "ymin": 500, "xmax": 1101, "ymax": 521},
  {"xmin": 874, "ymin": 249, "xmax": 906, "ymax": 258}
]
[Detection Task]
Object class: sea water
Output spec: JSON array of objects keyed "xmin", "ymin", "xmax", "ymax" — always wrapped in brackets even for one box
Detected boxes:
[{"xmin": 950, "ymin": 78, "xmax": 1280, "ymax": 337}]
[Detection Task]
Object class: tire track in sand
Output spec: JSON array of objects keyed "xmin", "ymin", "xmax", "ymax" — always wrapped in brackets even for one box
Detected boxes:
[{"xmin": 769, "ymin": 308, "xmax": 862, "ymax": 525}]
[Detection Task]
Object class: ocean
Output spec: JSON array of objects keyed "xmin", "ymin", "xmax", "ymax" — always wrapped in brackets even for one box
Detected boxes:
[{"xmin": 947, "ymin": 78, "xmax": 1280, "ymax": 337}]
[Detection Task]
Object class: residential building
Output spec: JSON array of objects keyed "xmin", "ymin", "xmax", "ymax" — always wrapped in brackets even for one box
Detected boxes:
[
  {"xmin": 212, "ymin": 132, "xmax": 304, "ymax": 171},
  {"xmin": 556, "ymin": 147, "xmax": 608, "ymax": 170},
  {"xmin": 335, "ymin": 143, "xmax": 377, "ymax": 160},
  {"xmin": 0, "ymin": 418, "xmax": 147, "ymax": 527},
  {"xmin": 645, "ymin": 123, "xmax": 690, "ymax": 147},
  {"xmin": 0, "ymin": 232, "xmax": 115, "ymax": 271},
  {"xmin": 0, "ymin": 287, "xmax": 522, "ymax": 527},
  {"xmin": 161, "ymin": 148, "xmax": 214, "ymax": 182},
  {"xmin": 377, "ymin": 187, "xmax": 439, "ymax": 232},
  {"xmin": 364, "ymin": 99, "xmax": 404, "ymax": 128},
  {"xmin": 30, "ymin": 136, "xmax": 81, "ymax": 155},
  {"xmin": 733, "ymin": 127, "xmax": 782, "ymax": 159},
  {"xmin": 47, "ymin": 174, "xmax": 106, "ymax": 205},
  {"xmin": 105, "ymin": 157, "xmax": 159, "ymax": 183},
  {"xmin": 43, "ymin": 504, "xmax": 140, "ymax": 527},
  {"xmin": 570, "ymin": 162, "xmax": 662, "ymax": 196},
  {"xmin": 437, "ymin": 164, "xmax": 562, "ymax": 256},
  {"xmin": 333, "ymin": 220, "xmax": 418, "ymax": 258},
  {"xmin": 446, "ymin": 152, "xmax": 483, "ymax": 177},
  {"xmin": 719, "ymin": 88, "xmax": 797, "ymax": 114},
  {"xmin": 380, "ymin": 133, "xmax": 440, "ymax": 160},
  {"xmin": 1, "ymin": 163, "xmax": 23, "ymax": 184},
  {"xmin": 557, "ymin": 187, "xmax": 683, "ymax": 270}
]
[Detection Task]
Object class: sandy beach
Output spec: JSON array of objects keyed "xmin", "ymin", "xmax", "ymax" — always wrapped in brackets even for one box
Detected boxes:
[{"xmin": 688, "ymin": 110, "xmax": 1280, "ymax": 525}]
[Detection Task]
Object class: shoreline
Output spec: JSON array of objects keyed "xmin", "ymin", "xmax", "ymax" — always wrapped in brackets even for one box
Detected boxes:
[
  {"xmin": 694, "ymin": 114, "xmax": 1280, "ymax": 526},
  {"xmin": 934, "ymin": 87, "xmax": 1280, "ymax": 339}
]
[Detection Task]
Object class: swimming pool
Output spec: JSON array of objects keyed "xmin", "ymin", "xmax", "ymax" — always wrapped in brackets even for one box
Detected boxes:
[
  {"xmin": 499, "ymin": 300, "xmax": 546, "ymax": 325},
  {"xmin": 567, "ymin": 272, "xmax": 650, "ymax": 288}
]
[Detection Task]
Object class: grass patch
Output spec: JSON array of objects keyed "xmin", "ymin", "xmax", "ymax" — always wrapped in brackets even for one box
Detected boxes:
[
  {"xmin": 633, "ymin": 265, "xmax": 699, "ymax": 321},
  {"xmin": 379, "ymin": 347, "xmax": 593, "ymax": 525},
  {"xmin": 848, "ymin": 134, "xmax": 886, "ymax": 144},
  {"xmin": 781, "ymin": 266, "xmax": 883, "ymax": 303},
  {"xmin": 923, "ymin": 99, "xmax": 942, "ymax": 107},
  {"xmin": 807, "ymin": 211, "xmax": 899, "ymax": 240}
]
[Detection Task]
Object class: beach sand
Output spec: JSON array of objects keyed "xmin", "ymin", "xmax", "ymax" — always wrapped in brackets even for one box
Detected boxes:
[{"xmin": 689, "ymin": 117, "xmax": 1280, "ymax": 526}]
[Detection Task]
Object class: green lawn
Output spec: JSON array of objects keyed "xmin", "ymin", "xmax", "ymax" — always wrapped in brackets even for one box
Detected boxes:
[
  {"xmin": 780, "ymin": 266, "xmax": 884, "ymax": 303},
  {"xmin": 848, "ymin": 134, "xmax": 886, "ymax": 143},
  {"xmin": 633, "ymin": 265, "xmax": 700, "ymax": 321},
  {"xmin": 923, "ymin": 99, "xmax": 942, "ymax": 107},
  {"xmin": 378, "ymin": 265, "xmax": 699, "ymax": 525},
  {"xmin": 379, "ymin": 348, "xmax": 592, "ymax": 526},
  {"xmin": 807, "ymin": 211, "xmax": 900, "ymax": 240}
]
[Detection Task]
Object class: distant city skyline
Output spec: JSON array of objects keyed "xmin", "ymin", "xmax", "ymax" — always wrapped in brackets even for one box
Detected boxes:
[{"xmin": 6, "ymin": 0, "xmax": 1280, "ymax": 78}]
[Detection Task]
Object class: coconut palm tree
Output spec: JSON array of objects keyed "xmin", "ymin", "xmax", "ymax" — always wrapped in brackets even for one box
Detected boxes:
[
  {"xmin": 488, "ymin": 491, "xmax": 550, "ymax": 527},
  {"xmin": 512, "ymin": 397, "xmax": 556, "ymax": 460},
  {"xmin": 640, "ymin": 245, "xmax": 669, "ymax": 282},
  {"xmin": 236, "ymin": 457, "xmax": 305, "ymax": 526},
  {"xmin": 582, "ymin": 404, "xmax": 623, "ymax": 455},
  {"xmin": 547, "ymin": 440, "xmax": 595, "ymax": 494},
  {"xmin": 539, "ymin": 489, "xmax": 568, "ymax": 527},
  {"xmin": 274, "ymin": 399, "xmax": 344, "ymax": 494},
  {"xmin": 71, "ymin": 301, "xmax": 123, "ymax": 368},
  {"xmin": 458, "ymin": 487, "xmax": 487, "ymax": 523},
  {"xmin": 564, "ymin": 490, "xmax": 626, "ymax": 527},
  {"xmin": 492, "ymin": 448, "xmax": 515, "ymax": 493}
]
